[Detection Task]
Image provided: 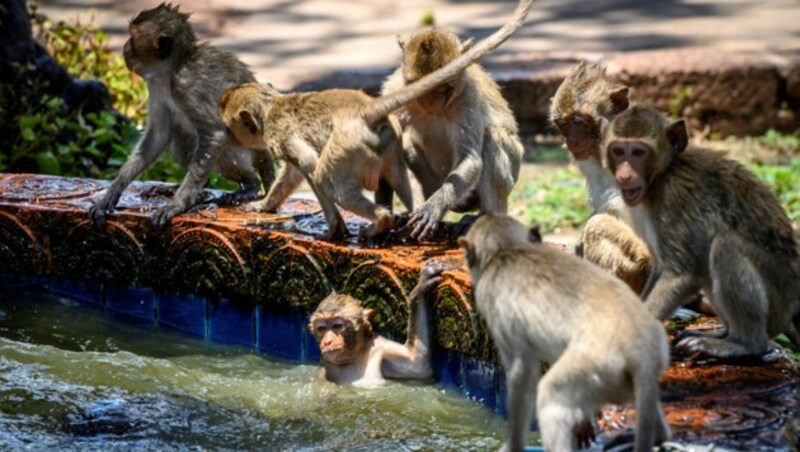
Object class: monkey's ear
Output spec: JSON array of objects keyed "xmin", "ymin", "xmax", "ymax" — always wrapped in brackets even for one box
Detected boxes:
[
  {"xmin": 307, "ymin": 322, "xmax": 314, "ymax": 334},
  {"xmin": 528, "ymin": 225, "xmax": 542, "ymax": 244},
  {"xmin": 459, "ymin": 38, "xmax": 474, "ymax": 54},
  {"xmin": 155, "ymin": 36, "xmax": 174, "ymax": 60},
  {"xmin": 609, "ymin": 87, "xmax": 629, "ymax": 114},
  {"xmin": 364, "ymin": 308, "xmax": 377, "ymax": 322},
  {"xmin": 397, "ymin": 35, "xmax": 406, "ymax": 50},
  {"xmin": 239, "ymin": 110, "xmax": 260, "ymax": 136},
  {"xmin": 457, "ymin": 237, "xmax": 469, "ymax": 250},
  {"xmin": 666, "ymin": 119, "xmax": 688, "ymax": 155}
]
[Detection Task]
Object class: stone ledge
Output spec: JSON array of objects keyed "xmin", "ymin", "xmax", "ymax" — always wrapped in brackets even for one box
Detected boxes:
[
  {"xmin": 0, "ymin": 173, "xmax": 797, "ymax": 448},
  {"xmin": 292, "ymin": 46, "xmax": 800, "ymax": 138}
]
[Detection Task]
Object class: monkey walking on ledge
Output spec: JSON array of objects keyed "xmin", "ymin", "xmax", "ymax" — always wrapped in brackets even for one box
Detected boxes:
[
  {"xmin": 307, "ymin": 263, "xmax": 447, "ymax": 386},
  {"xmin": 602, "ymin": 105, "xmax": 800, "ymax": 358},
  {"xmin": 220, "ymin": 0, "xmax": 533, "ymax": 241},
  {"xmin": 89, "ymin": 3, "xmax": 274, "ymax": 229},
  {"xmin": 459, "ymin": 214, "xmax": 671, "ymax": 452}
]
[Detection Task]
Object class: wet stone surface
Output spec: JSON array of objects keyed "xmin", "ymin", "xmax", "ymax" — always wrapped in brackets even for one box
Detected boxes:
[{"xmin": 0, "ymin": 173, "xmax": 797, "ymax": 449}]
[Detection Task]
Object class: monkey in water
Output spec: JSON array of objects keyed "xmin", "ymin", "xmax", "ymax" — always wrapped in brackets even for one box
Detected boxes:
[
  {"xmin": 89, "ymin": 3, "xmax": 273, "ymax": 229},
  {"xmin": 220, "ymin": 0, "xmax": 533, "ymax": 241},
  {"xmin": 459, "ymin": 214, "xmax": 671, "ymax": 452},
  {"xmin": 380, "ymin": 19, "xmax": 526, "ymax": 239},
  {"xmin": 549, "ymin": 61, "xmax": 651, "ymax": 294},
  {"xmin": 602, "ymin": 105, "xmax": 800, "ymax": 358},
  {"xmin": 307, "ymin": 263, "xmax": 446, "ymax": 385}
]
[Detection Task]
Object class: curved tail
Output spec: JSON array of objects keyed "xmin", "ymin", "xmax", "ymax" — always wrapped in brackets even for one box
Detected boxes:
[{"xmin": 362, "ymin": 0, "xmax": 534, "ymax": 125}]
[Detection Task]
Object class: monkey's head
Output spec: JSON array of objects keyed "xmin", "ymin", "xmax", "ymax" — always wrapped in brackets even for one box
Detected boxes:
[
  {"xmin": 602, "ymin": 105, "xmax": 688, "ymax": 207},
  {"xmin": 308, "ymin": 293, "xmax": 375, "ymax": 366},
  {"xmin": 218, "ymin": 83, "xmax": 279, "ymax": 148},
  {"xmin": 398, "ymin": 28, "xmax": 472, "ymax": 115},
  {"xmin": 125, "ymin": 3, "xmax": 197, "ymax": 79},
  {"xmin": 550, "ymin": 61, "xmax": 629, "ymax": 161},
  {"xmin": 458, "ymin": 214, "xmax": 537, "ymax": 273}
]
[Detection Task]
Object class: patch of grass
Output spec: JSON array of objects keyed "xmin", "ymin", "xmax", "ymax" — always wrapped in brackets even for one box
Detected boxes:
[
  {"xmin": 748, "ymin": 160, "xmax": 800, "ymax": 226},
  {"xmin": 510, "ymin": 166, "xmax": 589, "ymax": 234}
]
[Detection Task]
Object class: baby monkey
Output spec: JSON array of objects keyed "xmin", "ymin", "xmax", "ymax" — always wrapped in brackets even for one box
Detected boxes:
[
  {"xmin": 90, "ymin": 3, "xmax": 273, "ymax": 229},
  {"xmin": 307, "ymin": 263, "xmax": 447, "ymax": 385},
  {"xmin": 459, "ymin": 214, "xmax": 670, "ymax": 452},
  {"xmin": 549, "ymin": 61, "xmax": 650, "ymax": 293},
  {"xmin": 220, "ymin": 0, "xmax": 533, "ymax": 240}
]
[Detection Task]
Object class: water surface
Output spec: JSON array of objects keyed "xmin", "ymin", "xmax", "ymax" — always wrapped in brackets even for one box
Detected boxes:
[{"xmin": 0, "ymin": 290, "xmax": 508, "ymax": 450}]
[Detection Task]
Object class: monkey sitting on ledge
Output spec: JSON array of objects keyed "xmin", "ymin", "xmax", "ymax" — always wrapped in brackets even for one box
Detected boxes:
[{"xmin": 307, "ymin": 263, "xmax": 446, "ymax": 386}]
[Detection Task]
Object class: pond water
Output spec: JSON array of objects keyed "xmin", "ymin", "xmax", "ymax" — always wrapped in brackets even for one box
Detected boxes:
[{"xmin": 0, "ymin": 290, "xmax": 512, "ymax": 450}]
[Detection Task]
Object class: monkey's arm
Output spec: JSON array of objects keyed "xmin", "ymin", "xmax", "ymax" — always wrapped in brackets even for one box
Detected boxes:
[
  {"xmin": 150, "ymin": 132, "xmax": 219, "ymax": 228},
  {"xmin": 581, "ymin": 213, "xmax": 650, "ymax": 294},
  {"xmin": 90, "ymin": 104, "xmax": 172, "ymax": 226},
  {"xmin": 643, "ymin": 271, "xmax": 701, "ymax": 320},
  {"xmin": 380, "ymin": 263, "xmax": 446, "ymax": 379},
  {"xmin": 409, "ymin": 133, "xmax": 483, "ymax": 239}
]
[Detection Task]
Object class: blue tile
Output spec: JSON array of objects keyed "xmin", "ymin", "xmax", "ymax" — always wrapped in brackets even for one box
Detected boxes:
[
  {"xmin": 209, "ymin": 299, "xmax": 255, "ymax": 348},
  {"xmin": 463, "ymin": 356, "xmax": 497, "ymax": 411},
  {"xmin": 49, "ymin": 279, "xmax": 103, "ymax": 306},
  {"xmin": 157, "ymin": 292, "xmax": 207, "ymax": 337},
  {"xmin": 303, "ymin": 324, "xmax": 321, "ymax": 363},
  {"xmin": 257, "ymin": 307, "xmax": 303, "ymax": 361},
  {"xmin": 105, "ymin": 286, "xmax": 156, "ymax": 321},
  {"xmin": 434, "ymin": 347, "xmax": 464, "ymax": 390},
  {"xmin": 496, "ymin": 370, "xmax": 539, "ymax": 431}
]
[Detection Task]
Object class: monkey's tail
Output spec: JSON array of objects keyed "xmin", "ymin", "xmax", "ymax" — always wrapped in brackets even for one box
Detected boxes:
[
  {"xmin": 361, "ymin": 0, "xmax": 534, "ymax": 126},
  {"xmin": 632, "ymin": 364, "xmax": 670, "ymax": 452}
]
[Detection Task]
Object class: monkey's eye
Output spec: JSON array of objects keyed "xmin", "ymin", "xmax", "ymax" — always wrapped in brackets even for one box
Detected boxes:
[
  {"xmin": 632, "ymin": 147, "xmax": 646, "ymax": 157},
  {"xmin": 331, "ymin": 321, "xmax": 346, "ymax": 333},
  {"xmin": 611, "ymin": 145, "xmax": 625, "ymax": 157},
  {"xmin": 572, "ymin": 115, "xmax": 586, "ymax": 125},
  {"xmin": 315, "ymin": 325, "xmax": 327, "ymax": 334}
]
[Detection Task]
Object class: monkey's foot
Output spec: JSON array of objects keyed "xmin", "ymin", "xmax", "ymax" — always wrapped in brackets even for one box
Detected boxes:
[
  {"xmin": 150, "ymin": 204, "xmax": 185, "ymax": 230},
  {"xmin": 140, "ymin": 184, "xmax": 178, "ymax": 199},
  {"xmin": 574, "ymin": 419, "xmax": 596, "ymax": 450},
  {"xmin": 675, "ymin": 335, "xmax": 772, "ymax": 362},
  {"xmin": 88, "ymin": 204, "xmax": 112, "ymax": 228},
  {"xmin": 207, "ymin": 188, "xmax": 263, "ymax": 207}
]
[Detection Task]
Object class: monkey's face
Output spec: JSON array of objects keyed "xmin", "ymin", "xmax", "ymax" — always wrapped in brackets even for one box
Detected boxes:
[
  {"xmin": 310, "ymin": 317, "xmax": 364, "ymax": 365},
  {"xmin": 555, "ymin": 113, "xmax": 599, "ymax": 160},
  {"xmin": 124, "ymin": 23, "xmax": 172, "ymax": 79},
  {"xmin": 607, "ymin": 140, "xmax": 651, "ymax": 206},
  {"xmin": 416, "ymin": 83, "xmax": 456, "ymax": 115},
  {"xmin": 218, "ymin": 85, "xmax": 273, "ymax": 149}
]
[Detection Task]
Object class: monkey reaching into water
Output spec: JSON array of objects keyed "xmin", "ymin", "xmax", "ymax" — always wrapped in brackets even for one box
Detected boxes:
[
  {"xmin": 220, "ymin": 0, "xmax": 533, "ymax": 241},
  {"xmin": 549, "ymin": 61, "xmax": 650, "ymax": 293},
  {"xmin": 380, "ymin": 26, "xmax": 525, "ymax": 240},
  {"xmin": 459, "ymin": 214, "xmax": 670, "ymax": 452},
  {"xmin": 89, "ymin": 3, "xmax": 273, "ymax": 228},
  {"xmin": 307, "ymin": 263, "xmax": 446, "ymax": 385},
  {"xmin": 602, "ymin": 105, "xmax": 800, "ymax": 358}
]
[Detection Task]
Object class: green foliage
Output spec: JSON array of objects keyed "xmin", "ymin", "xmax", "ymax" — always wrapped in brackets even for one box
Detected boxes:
[
  {"xmin": 668, "ymin": 86, "xmax": 694, "ymax": 118},
  {"xmin": 748, "ymin": 160, "xmax": 800, "ymax": 225},
  {"xmin": 510, "ymin": 167, "xmax": 590, "ymax": 233},
  {"xmin": 34, "ymin": 13, "xmax": 148, "ymax": 125},
  {"xmin": 420, "ymin": 9, "xmax": 436, "ymax": 26}
]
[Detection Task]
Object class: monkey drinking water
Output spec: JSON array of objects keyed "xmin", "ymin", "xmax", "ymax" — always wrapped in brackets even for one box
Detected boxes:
[
  {"xmin": 221, "ymin": 0, "xmax": 533, "ymax": 241},
  {"xmin": 602, "ymin": 105, "xmax": 800, "ymax": 358},
  {"xmin": 89, "ymin": 3, "xmax": 273, "ymax": 229},
  {"xmin": 459, "ymin": 214, "xmax": 670, "ymax": 452},
  {"xmin": 307, "ymin": 263, "xmax": 446, "ymax": 385}
]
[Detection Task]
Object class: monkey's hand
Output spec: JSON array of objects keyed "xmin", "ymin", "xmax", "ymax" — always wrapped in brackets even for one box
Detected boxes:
[
  {"xmin": 89, "ymin": 192, "xmax": 121, "ymax": 228},
  {"xmin": 408, "ymin": 198, "xmax": 448, "ymax": 240},
  {"xmin": 408, "ymin": 261, "xmax": 452, "ymax": 301},
  {"xmin": 150, "ymin": 203, "xmax": 185, "ymax": 230}
]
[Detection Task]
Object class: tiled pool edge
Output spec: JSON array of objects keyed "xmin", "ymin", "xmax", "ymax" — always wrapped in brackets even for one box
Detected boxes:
[{"xmin": 1, "ymin": 274, "xmax": 507, "ymax": 415}]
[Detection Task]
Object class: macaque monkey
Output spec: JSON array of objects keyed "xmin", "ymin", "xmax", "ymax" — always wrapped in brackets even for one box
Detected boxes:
[
  {"xmin": 220, "ymin": 0, "xmax": 533, "ymax": 241},
  {"xmin": 89, "ymin": 3, "xmax": 273, "ymax": 228},
  {"xmin": 602, "ymin": 105, "xmax": 800, "ymax": 358},
  {"xmin": 307, "ymin": 263, "xmax": 446, "ymax": 385},
  {"xmin": 380, "ymin": 21, "xmax": 526, "ymax": 239},
  {"xmin": 459, "ymin": 214, "xmax": 671, "ymax": 452},
  {"xmin": 549, "ymin": 61, "xmax": 650, "ymax": 293}
]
